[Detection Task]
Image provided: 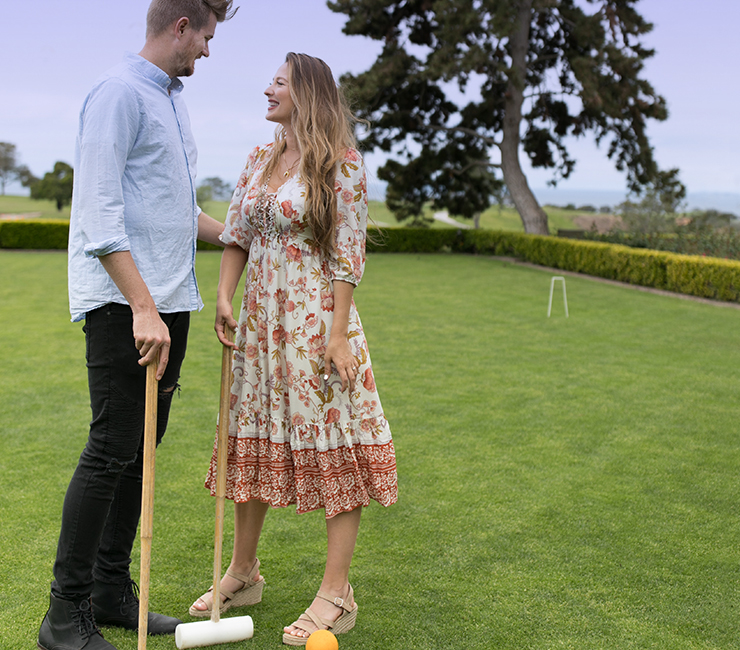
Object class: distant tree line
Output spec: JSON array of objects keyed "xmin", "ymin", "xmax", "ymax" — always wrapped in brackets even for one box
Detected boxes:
[
  {"xmin": 2, "ymin": 142, "xmax": 235, "ymax": 212},
  {"xmin": 196, "ymin": 176, "xmax": 232, "ymax": 203},
  {"xmin": 0, "ymin": 143, "xmax": 37, "ymax": 196},
  {"xmin": 581, "ymin": 178, "xmax": 740, "ymax": 259},
  {"xmin": 0, "ymin": 142, "xmax": 73, "ymax": 211}
]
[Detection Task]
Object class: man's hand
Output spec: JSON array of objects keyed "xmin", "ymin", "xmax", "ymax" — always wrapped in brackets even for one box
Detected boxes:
[
  {"xmin": 98, "ymin": 251, "xmax": 171, "ymax": 380},
  {"xmin": 133, "ymin": 308, "xmax": 171, "ymax": 378}
]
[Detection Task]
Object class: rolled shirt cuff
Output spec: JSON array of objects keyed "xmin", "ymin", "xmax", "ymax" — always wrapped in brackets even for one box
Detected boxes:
[{"xmin": 84, "ymin": 235, "xmax": 130, "ymax": 258}]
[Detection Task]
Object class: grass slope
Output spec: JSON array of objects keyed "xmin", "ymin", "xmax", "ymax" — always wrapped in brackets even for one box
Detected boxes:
[
  {"xmin": 0, "ymin": 195, "xmax": 72, "ymax": 219},
  {"xmin": 1, "ymin": 251, "xmax": 738, "ymax": 649},
  {"xmin": 0, "ymin": 196, "xmax": 578, "ymax": 233}
]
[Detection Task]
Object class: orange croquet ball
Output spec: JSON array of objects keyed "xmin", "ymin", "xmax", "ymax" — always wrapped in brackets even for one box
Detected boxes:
[{"xmin": 306, "ymin": 629, "xmax": 338, "ymax": 650}]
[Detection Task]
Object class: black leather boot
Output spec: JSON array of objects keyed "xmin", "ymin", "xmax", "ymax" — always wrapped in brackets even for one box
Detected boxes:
[
  {"xmin": 92, "ymin": 579, "xmax": 181, "ymax": 635},
  {"xmin": 38, "ymin": 593, "xmax": 116, "ymax": 650}
]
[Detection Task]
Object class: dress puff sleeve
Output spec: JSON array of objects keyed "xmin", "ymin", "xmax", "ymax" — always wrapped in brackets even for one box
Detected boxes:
[
  {"xmin": 219, "ymin": 144, "xmax": 269, "ymax": 251},
  {"xmin": 329, "ymin": 148, "xmax": 368, "ymax": 286}
]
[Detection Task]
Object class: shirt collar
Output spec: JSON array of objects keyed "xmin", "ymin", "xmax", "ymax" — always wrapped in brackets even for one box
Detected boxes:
[{"xmin": 123, "ymin": 52, "xmax": 182, "ymax": 93}]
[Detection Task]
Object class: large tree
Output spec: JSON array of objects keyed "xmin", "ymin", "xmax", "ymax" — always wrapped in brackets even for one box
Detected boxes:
[
  {"xmin": 30, "ymin": 161, "xmax": 74, "ymax": 211},
  {"xmin": 0, "ymin": 142, "xmax": 19, "ymax": 195},
  {"xmin": 0, "ymin": 142, "xmax": 38, "ymax": 195},
  {"xmin": 329, "ymin": 0, "xmax": 672, "ymax": 233}
]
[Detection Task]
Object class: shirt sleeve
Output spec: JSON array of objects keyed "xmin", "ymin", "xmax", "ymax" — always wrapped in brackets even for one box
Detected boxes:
[
  {"xmin": 76, "ymin": 77, "xmax": 140, "ymax": 258},
  {"xmin": 219, "ymin": 145, "xmax": 264, "ymax": 251},
  {"xmin": 329, "ymin": 148, "xmax": 367, "ymax": 286}
]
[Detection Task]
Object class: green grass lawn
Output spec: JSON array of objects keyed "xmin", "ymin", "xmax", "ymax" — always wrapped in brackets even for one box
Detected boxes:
[
  {"xmin": 0, "ymin": 196, "xmax": 411, "ymax": 229},
  {"xmin": 2, "ymin": 251, "xmax": 739, "ymax": 649},
  {"xmin": 0, "ymin": 195, "xmax": 579, "ymax": 233},
  {"xmin": 366, "ymin": 200, "xmax": 579, "ymax": 233},
  {"xmin": 0, "ymin": 194, "xmax": 72, "ymax": 219},
  {"xmin": 442, "ymin": 203, "xmax": 579, "ymax": 233},
  {"xmin": 0, "ymin": 196, "xmax": 230, "ymax": 223}
]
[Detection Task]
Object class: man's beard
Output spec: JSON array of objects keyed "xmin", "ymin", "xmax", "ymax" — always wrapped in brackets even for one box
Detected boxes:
[{"xmin": 172, "ymin": 54, "xmax": 196, "ymax": 78}]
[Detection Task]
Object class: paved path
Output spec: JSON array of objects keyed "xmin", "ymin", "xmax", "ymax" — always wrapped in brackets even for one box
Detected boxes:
[
  {"xmin": 433, "ymin": 211, "xmax": 473, "ymax": 228},
  {"xmin": 0, "ymin": 212, "xmax": 42, "ymax": 220}
]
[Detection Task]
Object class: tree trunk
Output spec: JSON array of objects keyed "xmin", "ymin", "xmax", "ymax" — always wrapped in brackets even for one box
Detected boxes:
[
  {"xmin": 500, "ymin": 0, "xmax": 550, "ymax": 235},
  {"xmin": 473, "ymin": 212, "xmax": 481, "ymax": 229}
]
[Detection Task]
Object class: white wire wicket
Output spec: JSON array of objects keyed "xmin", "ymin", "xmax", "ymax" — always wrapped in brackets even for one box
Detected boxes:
[{"xmin": 547, "ymin": 276, "xmax": 569, "ymax": 318}]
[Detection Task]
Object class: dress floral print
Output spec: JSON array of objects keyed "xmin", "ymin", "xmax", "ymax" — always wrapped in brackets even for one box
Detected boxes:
[{"xmin": 204, "ymin": 144, "xmax": 398, "ymax": 518}]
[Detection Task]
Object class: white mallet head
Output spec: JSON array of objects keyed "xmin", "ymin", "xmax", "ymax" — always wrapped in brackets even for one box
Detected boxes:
[{"xmin": 175, "ymin": 616, "xmax": 254, "ymax": 649}]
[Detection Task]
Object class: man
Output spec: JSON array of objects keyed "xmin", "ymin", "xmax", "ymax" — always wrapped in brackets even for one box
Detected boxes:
[{"xmin": 38, "ymin": 2, "xmax": 237, "ymax": 649}]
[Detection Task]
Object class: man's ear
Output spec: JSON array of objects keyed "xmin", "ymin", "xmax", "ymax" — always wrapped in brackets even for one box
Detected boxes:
[{"xmin": 174, "ymin": 16, "xmax": 190, "ymax": 39}]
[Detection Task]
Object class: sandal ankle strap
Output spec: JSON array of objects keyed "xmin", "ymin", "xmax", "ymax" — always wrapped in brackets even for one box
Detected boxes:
[
  {"xmin": 225, "ymin": 558, "xmax": 261, "ymax": 586},
  {"xmin": 315, "ymin": 584, "xmax": 353, "ymax": 613}
]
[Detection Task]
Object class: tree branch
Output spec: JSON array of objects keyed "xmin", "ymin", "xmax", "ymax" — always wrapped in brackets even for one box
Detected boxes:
[
  {"xmin": 450, "ymin": 160, "xmax": 502, "ymax": 175},
  {"xmin": 425, "ymin": 122, "xmax": 501, "ymax": 147}
]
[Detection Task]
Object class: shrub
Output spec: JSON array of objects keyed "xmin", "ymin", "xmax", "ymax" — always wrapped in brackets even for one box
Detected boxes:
[
  {"xmin": 0, "ymin": 220, "xmax": 225, "ymax": 252},
  {"xmin": 4, "ymin": 221, "xmax": 740, "ymax": 303},
  {"xmin": 368, "ymin": 228, "xmax": 740, "ymax": 303},
  {"xmin": 196, "ymin": 240, "xmax": 222, "ymax": 251},
  {"xmin": 0, "ymin": 219, "xmax": 69, "ymax": 249},
  {"xmin": 366, "ymin": 227, "xmax": 464, "ymax": 253},
  {"xmin": 584, "ymin": 226, "xmax": 740, "ymax": 260},
  {"xmin": 667, "ymin": 255, "xmax": 740, "ymax": 302}
]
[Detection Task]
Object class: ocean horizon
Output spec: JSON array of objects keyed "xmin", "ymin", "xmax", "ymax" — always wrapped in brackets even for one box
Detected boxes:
[
  {"xmin": 367, "ymin": 181, "xmax": 740, "ymax": 215},
  {"xmin": 5, "ymin": 180, "xmax": 738, "ymax": 216}
]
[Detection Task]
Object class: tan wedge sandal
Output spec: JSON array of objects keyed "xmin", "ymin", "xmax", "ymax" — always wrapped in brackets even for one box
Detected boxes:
[
  {"xmin": 188, "ymin": 558, "xmax": 265, "ymax": 618},
  {"xmin": 282, "ymin": 585, "xmax": 358, "ymax": 646}
]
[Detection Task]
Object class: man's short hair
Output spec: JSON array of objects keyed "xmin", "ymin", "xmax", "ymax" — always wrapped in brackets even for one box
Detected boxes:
[{"xmin": 146, "ymin": 0, "xmax": 237, "ymax": 37}]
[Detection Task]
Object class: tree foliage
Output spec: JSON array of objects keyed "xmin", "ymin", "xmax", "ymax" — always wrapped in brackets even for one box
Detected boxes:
[
  {"xmin": 0, "ymin": 142, "xmax": 39, "ymax": 196},
  {"xmin": 0, "ymin": 143, "xmax": 17, "ymax": 195},
  {"xmin": 617, "ymin": 168, "xmax": 686, "ymax": 234},
  {"xmin": 196, "ymin": 176, "xmax": 232, "ymax": 204},
  {"xmin": 30, "ymin": 162, "xmax": 74, "ymax": 211},
  {"xmin": 329, "ymin": 0, "xmax": 674, "ymax": 233}
]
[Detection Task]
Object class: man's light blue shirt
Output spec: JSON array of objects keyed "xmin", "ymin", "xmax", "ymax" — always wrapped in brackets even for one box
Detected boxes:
[{"xmin": 68, "ymin": 53, "xmax": 204, "ymax": 322}]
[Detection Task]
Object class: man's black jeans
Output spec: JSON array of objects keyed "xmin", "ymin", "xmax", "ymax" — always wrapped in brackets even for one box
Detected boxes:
[{"xmin": 52, "ymin": 303, "xmax": 189, "ymax": 600}]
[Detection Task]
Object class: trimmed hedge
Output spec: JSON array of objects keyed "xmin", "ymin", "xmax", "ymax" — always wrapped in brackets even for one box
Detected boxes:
[
  {"xmin": 0, "ymin": 219, "xmax": 223, "ymax": 251},
  {"xmin": 3, "ymin": 220, "xmax": 740, "ymax": 303},
  {"xmin": 0, "ymin": 219, "xmax": 70, "ymax": 250},
  {"xmin": 368, "ymin": 228, "xmax": 740, "ymax": 303}
]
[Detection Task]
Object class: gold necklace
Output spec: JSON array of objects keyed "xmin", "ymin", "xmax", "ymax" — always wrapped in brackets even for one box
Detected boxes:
[{"xmin": 282, "ymin": 154, "xmax": 299, "ymax": 178}]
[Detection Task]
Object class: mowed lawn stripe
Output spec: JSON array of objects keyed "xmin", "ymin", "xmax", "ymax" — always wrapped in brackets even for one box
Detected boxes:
[{"xmin": 1, "ymin": 250, "xmax": 738, "ymax": 649}]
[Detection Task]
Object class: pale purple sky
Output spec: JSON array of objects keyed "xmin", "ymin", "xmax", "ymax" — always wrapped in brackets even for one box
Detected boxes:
[{"xmin": 3, "ymin": 0, "xmax": 739, "ymax": 200}]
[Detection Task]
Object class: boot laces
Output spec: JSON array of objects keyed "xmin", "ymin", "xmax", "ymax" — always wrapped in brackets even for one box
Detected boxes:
[
  {"xmin": 120, "ymin": 579, "xmax": 140, "ymax": 613},
  {"xmin": 72, "ymin": 599, "xmax": 101, "ymax": 640}
]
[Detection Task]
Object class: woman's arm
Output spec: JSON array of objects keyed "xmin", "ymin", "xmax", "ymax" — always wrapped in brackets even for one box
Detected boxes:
[
  {"xmin": 324, "ymin": 279, "xmax": 359, "ymax": 392},
  {"xmin": 323, "ymin": 150, "xmax": 368, "ymax": 393},
  {"xmin": 214, "ymin": 244, "xmax": 248, "ymax": 347},
  {"xmin": 197, "ymin": 211, "xmax": 225, "ymax": 246}
]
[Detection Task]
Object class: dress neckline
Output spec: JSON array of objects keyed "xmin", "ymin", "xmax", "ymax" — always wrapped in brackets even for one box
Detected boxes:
[{"xmin": 262, "ymin": 166, "xmax": 298, "ymax": 195}]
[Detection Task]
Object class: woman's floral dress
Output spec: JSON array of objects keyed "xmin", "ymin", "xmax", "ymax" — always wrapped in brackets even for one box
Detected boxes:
[{"xmin": 204, "ymin": 144, "xmax": 398, "ymax": 518}]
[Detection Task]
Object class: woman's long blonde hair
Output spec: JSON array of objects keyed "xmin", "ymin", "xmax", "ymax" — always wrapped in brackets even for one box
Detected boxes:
[{"xmin": 263, "ymin": 53, "xmax": 358, "ymax": 258}]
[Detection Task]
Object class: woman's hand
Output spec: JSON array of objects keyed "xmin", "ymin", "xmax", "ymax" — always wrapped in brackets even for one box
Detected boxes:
[
  {"xmin": 324, "ymin": 279, "xmax": 358, "ymax": 392},
  {"xmin": 324, "ymin": 334, "xmax": 359, "ymax": 393},
  {"xmin": 215, "ymin": 297, "xmax": 238, "ymax": 348},
  {"xmin": 214, "ymin": 245, "xmax": 248, "ymax": 348}
]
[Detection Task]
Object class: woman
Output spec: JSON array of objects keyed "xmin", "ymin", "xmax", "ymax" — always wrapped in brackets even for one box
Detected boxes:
[{"xmin": 189, "ymin": 53, "xmax": 398, "ymax": 645}]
